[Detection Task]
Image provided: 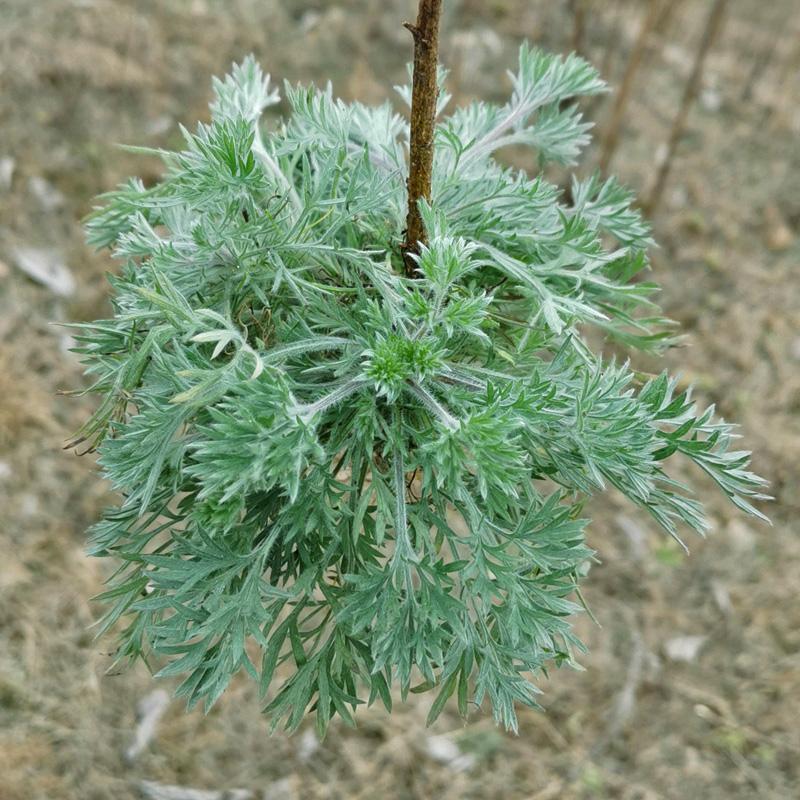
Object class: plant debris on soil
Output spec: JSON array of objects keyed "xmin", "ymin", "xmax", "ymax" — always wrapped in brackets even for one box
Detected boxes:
[{"xmin": 1, "ymin": 2, "xmax": 798, "ymax": 799}]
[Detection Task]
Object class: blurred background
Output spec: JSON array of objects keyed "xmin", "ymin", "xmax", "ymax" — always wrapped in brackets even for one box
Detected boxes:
[{"xmin": 0, "ymin": 1, "xmax": 798, "ymax": 798}]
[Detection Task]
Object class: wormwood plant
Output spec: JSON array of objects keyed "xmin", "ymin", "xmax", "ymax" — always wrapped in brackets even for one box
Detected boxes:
[{"xmin": 72, "ymin": 8, "xmax": 768, "ymax": 735}]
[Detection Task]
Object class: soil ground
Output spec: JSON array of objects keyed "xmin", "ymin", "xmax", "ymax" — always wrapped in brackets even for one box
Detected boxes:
[{"xmin": 1, "ymin": 1, "xmax": 798, "ymax": 798}]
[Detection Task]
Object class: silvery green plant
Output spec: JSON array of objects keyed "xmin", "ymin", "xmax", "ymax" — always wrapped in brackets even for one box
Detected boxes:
[{"xmin": 72, "ymin": 48, "xmax": 768, "ymax": 735}]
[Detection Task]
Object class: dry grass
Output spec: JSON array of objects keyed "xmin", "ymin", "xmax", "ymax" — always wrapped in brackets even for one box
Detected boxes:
[{"xmin": 1, "ymin": 1, "xmax": 798, "ymax": 798}]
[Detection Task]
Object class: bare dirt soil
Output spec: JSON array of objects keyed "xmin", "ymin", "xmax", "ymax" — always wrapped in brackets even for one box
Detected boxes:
[{"xmin": 1, "ymin": 1, "xmax": 798, "ymax": 798}]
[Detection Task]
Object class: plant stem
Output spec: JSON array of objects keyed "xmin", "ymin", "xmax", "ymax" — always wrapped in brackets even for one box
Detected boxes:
[
  {"xmin": 403, "ymin": 0, "xmax": 444, "ymax": 277},
  {"xmin": 569, "ymin": 0, "xmax": 587, "ymax": 59},
  {"xmin": 290, "ymin": 378, "xmax": 369, "ymax": 423},
  {"xmin": 598, "ymin": 0, "xmax": 664, "ymax": 173},
  {"xmin": 407, "ymin": 381, "xmax": 460, "ymax": 431},
  {"xmin": 644, "ymin": 0, "xmax": 729, "ymax": 215}
]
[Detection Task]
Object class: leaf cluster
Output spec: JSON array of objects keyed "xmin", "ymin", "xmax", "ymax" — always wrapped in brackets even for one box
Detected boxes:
[{"xmin": 74, "ymin": 49, "xmax": 768, "ymax": 734}]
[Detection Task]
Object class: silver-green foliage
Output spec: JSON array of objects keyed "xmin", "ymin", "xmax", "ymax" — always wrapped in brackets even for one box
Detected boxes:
[{"xmin": 74, "ymin": 49, "xmax": 768, "ymax": 734}]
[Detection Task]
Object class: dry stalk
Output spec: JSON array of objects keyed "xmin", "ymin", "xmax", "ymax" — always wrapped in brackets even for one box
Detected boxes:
[
  {"xmin": 402, "ymin": 0, "xmax": 444, "ymax": 277},
  {"xmin": 569, "ymin": 0, "xmax": 588, "ymax": 59},
  {"xmin": 598, "ymin": 0, "xmax": 665, "ymax": 173},
  {"xmin": 644, "ymin": 0, "xmax": 730, "ymax": 215}
]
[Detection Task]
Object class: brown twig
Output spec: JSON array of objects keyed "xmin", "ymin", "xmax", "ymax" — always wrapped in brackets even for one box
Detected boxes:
[
  {"xmin": 740, "ymin": 5, "xmax": 786, "ymax": 103},
  {"xmin": 598, "ymin": 0, "xmax": 623, "ymax": 84},
  {"xmin": 644, "ymin": 0, "xmax": 729, "ymax": 215},
  {"xmin": 402, "ymin": 0, "xmax": 444, "ymax": 277},
  {"xmin": 569, "ymin": 0, "xmax": 588, "ymax": 59},
  {"xmin": 581, "ymin": 0, "xmax": 622, "ymax": 121},
  {"xmin": 598, "ymin": 0, "xmax": 665, "ymax": 173},
  {"xmin": 653, "ymin": 0, "xmax": 687, "ymax": 36}
]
